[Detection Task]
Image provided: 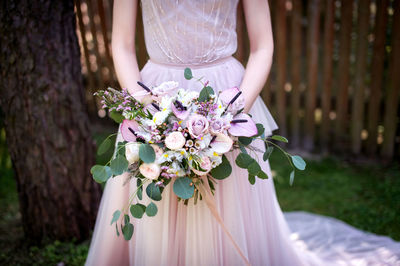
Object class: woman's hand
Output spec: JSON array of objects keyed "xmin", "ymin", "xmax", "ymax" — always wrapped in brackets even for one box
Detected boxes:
[
  {"xmin": 112, "ymin": 0, "xmax": 146, "ymax": 100},
  {"xmin": 240, "ymin": 0, "xmax": 274, "ymax": 113}
]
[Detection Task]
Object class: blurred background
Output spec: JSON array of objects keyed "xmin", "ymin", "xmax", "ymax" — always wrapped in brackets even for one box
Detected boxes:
[{"xmin": 0, "ymin": 0, "xmax": 399, "ymax": 265}]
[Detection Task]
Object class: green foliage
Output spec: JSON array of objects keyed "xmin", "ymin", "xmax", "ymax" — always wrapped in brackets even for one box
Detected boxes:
[
  {"xmin": 198, "ymin": 86, "xmax": 214, "ymax": 102},
  {"xmin": 110, "ymin": 155, "xmax": 129, "ymax": 175},
  {"xmin": 97, "ymin": 137, "xmax": 111, "ymax": 155},
  {"xmin": 291, "ymin": 155, "xmax": 306, "ymax": 171},
  {"xmin": 130, "ymin": 204, "xmax": 145, "ymax": 219},
  {"xmin": 263, "ymin": 146, "xmax": 274, "ymax": 161},
  {"xmin": 109, "ymin": 111, "xmax": 124, "ymax": 123},
  {"xmin": 91, "ymin": 165, "xmax": 112, "ymax": 183},
  {"xmin": 173, "ymin": 177, "xmax": 194, "ymax": 199},
  {"xmin": 210, "ymin": 155, "xmax": 232, "ymax": 180},
  {"xmin": 146, "ymin": 182, "xmax": 162, "ymax": 201},
  {"xmin": 248, "ymin": 174, "xmax": 256, "ymax": 185},
  {"xmin": 184, "ymin": 67, "xmax": 193, "ymax": 80},
  {"xmin": 139, "ymin": 144, "xmax": 155, "ymax": 163},
  {"xmin": 122, "ymin": 223, "xmax": 134, "ymax": 241},
  {"xmin": 270, "ymin": 135, "xmax": 288, "ymax": 143},
  {"xmin": 238, "ymin": 136, "xmax": 252, "ymax": 146},
  {"xmin": 146, "ymin": 202, "xmax": 158, "ymax": 217},
  {"xmin": 110, "ymin": 210, "xmax": 121, "ymax": 225}
]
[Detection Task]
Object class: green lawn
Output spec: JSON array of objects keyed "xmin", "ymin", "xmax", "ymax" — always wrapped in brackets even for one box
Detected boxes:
[{"xmin": 0, "ymin": 129, "xmax": 399, "ymax": 265}]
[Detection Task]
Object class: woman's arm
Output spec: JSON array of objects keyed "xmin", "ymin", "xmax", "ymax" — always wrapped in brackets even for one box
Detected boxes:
[
  {"xmin": 240, "ymin": 0, "xmax": 274, "ymax": 112},
  {"xmin": 112, "ymin": 0, "xmax": 146, "ymax": 98}
]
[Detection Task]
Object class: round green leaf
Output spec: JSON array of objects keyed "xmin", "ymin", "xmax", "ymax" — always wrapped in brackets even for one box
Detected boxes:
[
  {"xmin": 97, "ymin": 137, "xmax": 111, "ymax": 155},
  {"xmin": 91, "ymin": 165, "xmax": 112, "ymax": 183},
  {"xmin": 173, "ymin": 177, "xmax": 194, "ymax": 199},
  {"xmin": 130, "ymin": 204, "xmax": 145, "ymax": 219},
  {"xmin": 263, "ymin": 146, "xmax": 274, "ymax": 161},
  {"xmin": 248, "ymin": 161, "xmax": 261, "ymax": 175},
  {"xmin": 139, "ymin": 144, "xmax": 155, "ymax": 163},
  {"xmin": 184, "ymin": 68, "xmax": 193, "ymax": 80},
  {"xmin": 146, "ymin": 182, "xmax": 162, "ymax": 201},
  {"xmin": 235, "ymin": 153, "xmax": 254, "ymax": 169},
  {"xmin": 146, "ymin": 202, "xmax": 158, "ymax": 217},
  {"xmin": 238, "ymin": 136, "xmax": 253, "ymax": 146},
  {"xmin": 255, "ymin": 123, "xmax": 265, "ymax": 137},
  {"xmin": 110, "ymin": 210, "xmax": 121, "ymax": 225},
  {"xmin": 110, "ymin": 155, "xmax": 129, "ymax": 175},
  {"xmin": 122, "ymin": 223, "xmax": 134, "ymax": 240},
  {"xmin": 270, "ymin": 135, "xmax": 289, "ymax": 143},
  {"xmin": 198, "ymin": 86, "xmax": 215, "ymax": 102},
  {"xmin": 124, "ymin": 214, "xmax": 130, "ymax": 224},
  {"xmin": 210, "ymin": 155, "xmax": 232, "ymax": 180},
  {"xmin": 291, "ymin": 155, "xmax": 306, "ymax": 170}
]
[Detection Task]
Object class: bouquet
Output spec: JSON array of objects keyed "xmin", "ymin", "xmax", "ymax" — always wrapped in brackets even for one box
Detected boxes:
[{"xmin": 91, "ymin": 68, "xmax": 306, "ymax": 243}]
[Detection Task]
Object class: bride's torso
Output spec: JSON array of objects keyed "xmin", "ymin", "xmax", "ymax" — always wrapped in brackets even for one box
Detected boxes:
[{"xmin": 140, "ymin": 0, "xmax": 239, "ymax": 65}]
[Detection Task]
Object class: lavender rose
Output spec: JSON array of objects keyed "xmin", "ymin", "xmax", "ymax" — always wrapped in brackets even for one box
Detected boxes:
[
  {"xmin": 187, "ymin": 114, "xmax": 209, "ymax": 139},
  {"xmin": 210, "ymin": 118, "xmax": 230, "ymax": 135}
]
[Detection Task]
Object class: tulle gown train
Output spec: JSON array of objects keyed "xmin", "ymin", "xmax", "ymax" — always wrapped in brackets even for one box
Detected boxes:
[{"xmin": 86, "ymin": 0, "xmax": 400, "ymax": 265}]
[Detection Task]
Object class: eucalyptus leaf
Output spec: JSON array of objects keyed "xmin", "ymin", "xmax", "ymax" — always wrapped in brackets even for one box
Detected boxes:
[
  {"xmin": 110, "ymin": 210, "xmax": 121, "ymax": 225},
  {"xmin": 97, "ymin": 137, "xmax": 111, "ymax": 155},
  {"xmin": 239, "ymin": 143, "xmax": 248, "ymax": 154},
  {"xmin": 124, "ymin": 214, "xmax": 130, "ymax": 224},
  {"xmin": 146, "ymin": 182, "xmax": 162, "ymax": 201},
  {"xmin": 238, "ymin": 136, "xmax": 253, "ymax": 146},
  {"xmin": 184, "ymin": 68, "xmax": 193, "ymax": 80},
  {"xmin": 198, "ymin": 86, "xmax": 214, "ymax": 102},
  {"xmin": 117, "ymin": 141, "xmax": 127, "ymax": 156},
  {"xmin": 289, "ymin": 170, "xmax": 295, "ymax": 186},
  {"xmin": 91, "ymin": 165, "xmax": 112, "ymax": 183},
  {"xmin": 110, "ymin": 155, "xmax": 129, "ymax": 175},
  {"xmin": 139, "ymin": 144, "xmax": 155, "ymax": 163},
  {"xmin": 122, "ymin": 223, "xmax": 134, "ymax": 240},
  {"xmin": 210, "ymin": 155, "xmax": 232, "ymax": 180},
  {"xmin": 247, "ymin": 161, "xmax": 261, "ymax": 175},
  {"xmin": 235, "ymin": 153, "xmax": 254, "ymax": 169},
  {"xmin": 110, "ymin": 111, "xmax": 124, "ymax": 123},
  {"xmin": 291, "ymin": 155, "xmax": 306, "ymax": 170},
  {"xmin": 115, "ymin": 223, "xmax": 120, "ymax": 236},
  {"xmin": 257, "ymin": 170, "xmax": 269, "ymax": 179},
  {"xmin": 146, "ymin": 202, "xmax": 158, "ymax": 217},
  {"xmin": 263, "ymin": 146, "xmax": 274, "ymax": 161},
  {"xmin": 255, "ymin": 123, "xmax": 265, "ymax": 137},
  {"xmin": 173, "ymin": 177, "xmax": 194, "ymax": 199},
  {"xmin": 270, "ymin": 135, "xmax": 289, "ymax": 143},
  {"xmin": 248, "ymin": 174, "xmax": 256, "ymax": 185},
  {"xmin": 137, "ymin": 187, "xmax": 143, "ymax": 200},
  {"xmin": 130, "ymin": 204, "xmax": 145, "ymax": 219}
]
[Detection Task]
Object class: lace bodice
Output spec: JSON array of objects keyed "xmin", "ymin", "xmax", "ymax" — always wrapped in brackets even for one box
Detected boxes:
[{"xmin": 140, "ymin": 0, "xmax": 239, "ymax": 65}]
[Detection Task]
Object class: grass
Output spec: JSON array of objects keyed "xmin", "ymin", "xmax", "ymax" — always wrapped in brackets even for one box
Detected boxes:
[{"xmin": 0, "ymin": 127, "xmax": 399, "ymax": 265}]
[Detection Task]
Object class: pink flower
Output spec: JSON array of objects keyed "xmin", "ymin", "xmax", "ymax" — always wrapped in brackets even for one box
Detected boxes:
[
  {"xmin": 139, "ymin": 163, "xmax": 161, "ymax": 180},
  {"xmin": 151, "ymin": 81, "xmax": 179, "ymax": 100},
  {"xmin": 165, "ymin": 132, "xmax": 186, "ymax": 150},
  {"xmin": 192, "ymin": 156, "xmax": 212, "ymax": 176},
  {"xmin": 219, "ymin": 87, "xmax": 245, "ymax": 113},
  {"xmin": 187, "ymin": 114, "xmax": 209, "ymax": 139},
  {"xmin": 228, "ymin": 113, "xmax": 258, "ymax": 137},
  {"xmin": 209, "ymin": 133, "xmax": 233, "ymax": 153},
  {"xmin": 210, "ymin": 118, "xmax": 230, "ymax": 135},
  {"xmin": 151, "ymin": 144, "xmax": 164, "ymax": 159},
  {"xmin": 121, "ymin": 119, "xmax": 139, "ymax": 142},
  {"xmin": 171, "ymin": 100, "xmax": 190, "ymax": 120}
]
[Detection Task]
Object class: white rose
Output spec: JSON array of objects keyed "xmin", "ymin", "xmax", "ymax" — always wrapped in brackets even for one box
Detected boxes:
[
  {"xmin": 165, "ymin": 131, "xmax": 186, "ymax": 150},
  {"xmin": 125, "ymin": 143, "xmax": 140, "ymax": 164},
  {"xmin": 139, "ymin": 163, "xmax": 161, "ymax": 180}
]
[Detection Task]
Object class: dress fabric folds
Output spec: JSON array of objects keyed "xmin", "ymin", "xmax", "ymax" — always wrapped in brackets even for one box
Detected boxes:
[{"xmin": 86, "ymin": 0, "xmax": 400, "ymax": 265}]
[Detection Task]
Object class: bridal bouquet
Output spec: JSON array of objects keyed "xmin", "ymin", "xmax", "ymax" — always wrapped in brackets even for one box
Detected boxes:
[{"xmin": 91, "ymin": 68, "xmax": 306, "ymax": 241}]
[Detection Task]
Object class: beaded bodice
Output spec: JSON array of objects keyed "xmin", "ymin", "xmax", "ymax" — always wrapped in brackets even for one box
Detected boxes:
[{"xmin": 140, "ymin": 0, "xmax": 239, "ymax": 65}]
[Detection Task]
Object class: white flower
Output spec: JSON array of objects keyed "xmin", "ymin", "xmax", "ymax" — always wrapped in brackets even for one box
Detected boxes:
[
  {"xmin": 125, "ymin": 143, "xmax": 140, "ymax": 164},
  {"xmin": 153, "ymin": 110, "xmax": 170, "ymax": 125},
  {"xmin": 191, "ymin": 156, "xmax": 212, "ymax": 176},
  {"xmin": 165, "ymin": 131, "xmax": 186, "ymax": 150},
  {"xmin": 139, "ymin": 163, "xmax": 161, "ymax": 180}
]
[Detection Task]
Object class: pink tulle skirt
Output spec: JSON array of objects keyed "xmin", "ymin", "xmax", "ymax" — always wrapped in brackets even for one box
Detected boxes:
[{"xmin": 86, "ymin": 57, "xmax": 400, "ymax": 266}]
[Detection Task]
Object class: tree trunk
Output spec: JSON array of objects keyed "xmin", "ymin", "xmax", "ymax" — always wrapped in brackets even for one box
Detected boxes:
[{"xmin": 0, "ymin": 0, "xmax": 101, "ymax": 242}]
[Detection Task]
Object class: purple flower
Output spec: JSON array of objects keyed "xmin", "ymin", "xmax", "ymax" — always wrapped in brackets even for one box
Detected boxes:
[
  {"xmin": 228, "ymin": 113, "xmax": 258, "ymax": 137},
  {"xmin": 210, "ymin": 118, "xmax": 230, "ymax": 135},
  {"xmin": 171, "ymin": 100, "xmax": 190, "ymax": 120},
  {"xmin": 219, "ymin": 87, "xmax": 245, "ymax": 113},
  {"xmin": 120, "ymin": 119, "xmax": 140, "ymax": 142}
]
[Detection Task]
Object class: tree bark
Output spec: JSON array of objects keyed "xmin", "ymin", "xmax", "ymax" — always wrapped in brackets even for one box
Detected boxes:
[{"xmin": 0, "ymin": 0, "xmax": 101, "ymax": 242}]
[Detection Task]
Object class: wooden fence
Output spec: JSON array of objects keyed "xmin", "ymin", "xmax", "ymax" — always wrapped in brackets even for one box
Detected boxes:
[{"xmin": 74, "ymin": 0, "xmax": 400, "ymax": 160}]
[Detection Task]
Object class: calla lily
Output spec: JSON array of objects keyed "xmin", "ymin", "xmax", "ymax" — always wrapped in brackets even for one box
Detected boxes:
[
  {"xmin": 219, "ymin": 87, "xmax": 240, "ymax": 105},
  {"xmin": 228, "ymin": 113, "xmax": 258, "ymax": 137},
  {"xmin": 209, "ymin": 133, "xmax": 233, "ymax": 153},
  {"xmin": 171, "ymin": 101, "xmax": 190, "ymax": 120},
  {"xmin": 121, "ymin": 119, "xmax": 139, "ymax": 142}
]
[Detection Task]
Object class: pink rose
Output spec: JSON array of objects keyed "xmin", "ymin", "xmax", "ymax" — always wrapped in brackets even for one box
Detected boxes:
[
  {"xmin": 192, "ymin": 156, "xmax": 212, "ymax": 176},
  {"xmin": 210, "ymin": 118, "xmax": 230, "ymax": 135},
  {"xmin": 139, "ymin": 163, "xmax": 161, "ymax": 180},
  {"xmin": 165, "ymin": 132, "xmax": 186, "ymax": 150},
  {"xmin": 187, "ymin": 114, "xmax": 209, "ymax": 139}
]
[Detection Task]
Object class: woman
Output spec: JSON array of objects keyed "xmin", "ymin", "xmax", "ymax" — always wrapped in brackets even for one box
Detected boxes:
[{"xmin": 86, "ymin": 1, "xmax": 400, "ymax": 265}]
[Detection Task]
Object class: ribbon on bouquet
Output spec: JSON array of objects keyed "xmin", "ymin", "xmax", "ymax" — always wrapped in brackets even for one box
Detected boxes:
[{"xmin": 195, "ymin": 175, "xmax": 251, "ymax": 266}]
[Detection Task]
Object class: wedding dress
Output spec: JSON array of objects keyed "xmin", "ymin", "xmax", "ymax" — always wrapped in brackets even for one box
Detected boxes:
[{"xmin": 86, "ymin": 0, "xmax": 400, "ymax": 265}]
